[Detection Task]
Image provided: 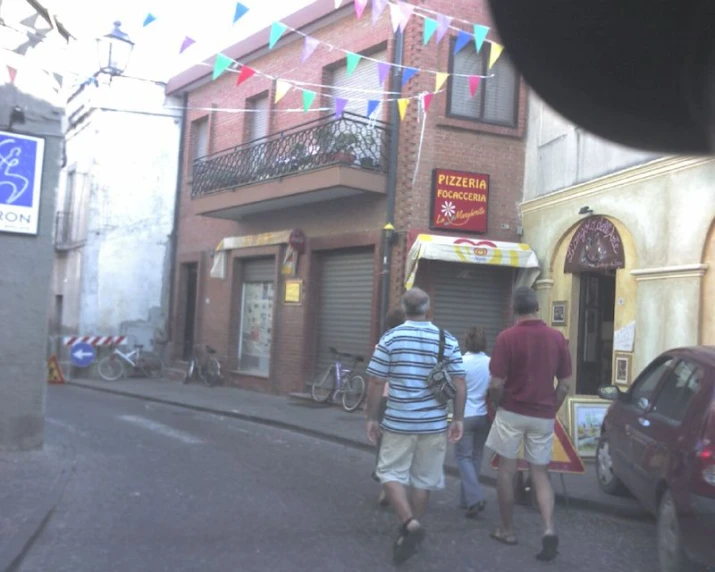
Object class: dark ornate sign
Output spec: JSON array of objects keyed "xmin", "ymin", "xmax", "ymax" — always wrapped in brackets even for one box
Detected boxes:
[{"xmin": 564, "ymin": 216, "xmax": 625, "ymax": 273}]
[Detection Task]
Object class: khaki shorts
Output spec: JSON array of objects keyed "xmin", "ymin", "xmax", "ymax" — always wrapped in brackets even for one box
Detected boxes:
[
  {"xmin": 376, "ymin": 430, "xmax": 447, "ymax": 490},
  {"xmin": 485, "ymin": 409, "xmax": 555, "ymax": 466}
]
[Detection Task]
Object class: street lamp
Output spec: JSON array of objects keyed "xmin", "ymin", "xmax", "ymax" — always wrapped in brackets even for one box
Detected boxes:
[{"xmin": 96, "ymin": 21, "xmax": 134, "ymax": 78}]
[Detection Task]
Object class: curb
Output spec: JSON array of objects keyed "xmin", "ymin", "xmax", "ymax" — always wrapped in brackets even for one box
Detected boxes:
[{"xmin": 65, "ymin": 381, "xmax": 650, "ymax": 522}]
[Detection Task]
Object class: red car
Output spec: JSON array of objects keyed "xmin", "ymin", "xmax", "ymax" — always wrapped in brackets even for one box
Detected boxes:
[{"xmin": 596, "ymin": 347, "xmax": 715, "ymax": 572}]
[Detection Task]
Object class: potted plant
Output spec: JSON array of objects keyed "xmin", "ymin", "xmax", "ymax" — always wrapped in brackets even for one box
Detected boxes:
[{"xmin": 332, "ymin": 132, "xmax": 358, "ymax": 164}]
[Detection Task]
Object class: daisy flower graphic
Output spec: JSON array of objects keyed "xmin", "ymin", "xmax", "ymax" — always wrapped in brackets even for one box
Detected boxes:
[{"xmin": 440, "ymin": 201, "xmax": 456, "ymax": 222}]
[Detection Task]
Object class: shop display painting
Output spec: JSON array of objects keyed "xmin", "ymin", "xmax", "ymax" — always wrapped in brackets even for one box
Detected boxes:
[
  {"xmin": 569, "ymin": 398, "xmax": 611, "ymax": 458},
  {"xmin": 238, "ymin": 282, "xmax": 274, "ymax": 377},
  {"xmin": 614, "ymin": 352, "xmax": 632, "ymax": 386},
  {"xmin": 551, "ymin": 301, "xmax": 568, "ymax": 326}
]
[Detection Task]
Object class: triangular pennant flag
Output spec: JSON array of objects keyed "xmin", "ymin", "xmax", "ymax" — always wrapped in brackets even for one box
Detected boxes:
[
  {"xmin": 354, "ymin": 0, "xmax": 368, "ymax": 19},
  {"xmin": 367, "ymin": 99, "xmax": 380, "ymax": 117},
  {"xmin": 269, "ymin": 22, "xmax": 287, "ymax": 49},
  {"xmin": 335, "ymin": 0, "xmax": 344, "ymax": 8},
  {"xmin": 401, "ymin": 67, "xmax": 418, "ymax": 86},
  {"xmin": 372, "ymin": 0, "xmax": 388, "ymax": 25},
  {"xmin": 423, "ymin": 18, "xmax": 438, "ymax": 45},
  {"xmin": 397, "ymin": 2, "xmax": 415, "ymax": 32},
  {"xmin": 469, "ymin": 75, "xmax": 481, "ymax": 97},
  {"xmin": 236, "ymin": 66, "xmax": 256, "ymax": 86},
  {"xmin": 377, "ymin": 61, "xmax": 391, "ymax": 86},
  {"xmin": 454, "ymin": 30, "xmax": 472, "ymax": 55},
  {"xmin": 233, "ymin": 3, "xmax": 249, "ymax": 23},
  {"xmin": 436, "ymin": 14, "xmax": 452, "ymax": 43},
  {"xmin": 303, "ymin": 90, "xmax": 316, "ymax": 112},
  {"xmin": 489, "ymin": 42, "xmax": 504, "ymax": 69},
  {"xmin": 346, "ymin": 52, "xmax": 362, "ymax": 75},
  {"xmin": 397, "ymin": 98, "xmax": 410, "ymax": 121},
  {"xmin": 275, "ymin": 80, "xmax": 292, "ymax": 103},
  {"xmin": 435, "ymin": 72, "xmax": 449, "ymax": 92},
  {"xmin": 473, "ymin": 25, "xmax": 490, "ymax": 53},
  {"xmin": 335, "ymin": 97, "xmax": 348, "ymax": 118},
  {"xmin": 389, "ymin": 2, "xmax": 402, "ymax": 33},
  {"xmin": 7, "ymin": 66, "xmax": 17, "ymax": 84},
  {"xmin": 422, "ymin": 93, "xmax": 434, "ymax": 113},
  {"xmin": 213, "ymin": 53, "xmax": 234, "ymax": 80},
  {"xmin": 302, "ymin": 36, "xmax": 320, "ymax": 62},
  {"xmin": 179, "ymin": 36, "xmax": 196, "ymax": 54},
  {"xmin": 143, "ymin": 13, "xmax": 156, "ymax": 27}
]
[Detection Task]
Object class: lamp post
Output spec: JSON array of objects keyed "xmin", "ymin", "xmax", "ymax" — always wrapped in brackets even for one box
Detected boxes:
[{"xmin": 96, "ymin": 21, "xmax": 134, "ymax": 78}]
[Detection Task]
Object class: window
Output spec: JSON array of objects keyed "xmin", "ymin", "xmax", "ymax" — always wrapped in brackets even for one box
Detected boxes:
[
  {"xmin": 630, "ymin": 357, "xmax": 673, "ymax": 410},
  {"xmin": 247, "ymin": 94, "xmax": 270, "ymax": 142},
  {"xmin": 651, "ymin": 360, "xmax": 702, "ymax": 422},
  {"xmin": 191, "ymin": 117, "xmax": 209, "ymax": 160},
  {"xmin": 448, "ymin": 43, "xmax": 519, "ymax": 126}
]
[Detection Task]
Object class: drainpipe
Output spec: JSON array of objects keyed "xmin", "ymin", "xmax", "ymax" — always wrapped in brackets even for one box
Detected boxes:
[
  {"xmin": 378, "ymin": 29, "xmax": 404, "ymax": 335},
  {"xmin": 167, "ymin": 92, "xmax": 188, "ymax": 350}
]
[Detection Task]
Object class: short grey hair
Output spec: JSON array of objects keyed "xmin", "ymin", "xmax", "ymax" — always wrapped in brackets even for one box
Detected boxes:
[
  {"xmin": 513, "ymin": 286, "xmax": 539, "ymax": 316},
  {"xmin": 401, "ymin": 288, "xmax": 430, "ymax": 317}
]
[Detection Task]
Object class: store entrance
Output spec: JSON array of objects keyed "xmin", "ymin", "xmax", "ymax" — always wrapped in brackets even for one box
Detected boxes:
[{"xmin": 576, "ymin": 271, "xmax": 616, "ymax": 395}]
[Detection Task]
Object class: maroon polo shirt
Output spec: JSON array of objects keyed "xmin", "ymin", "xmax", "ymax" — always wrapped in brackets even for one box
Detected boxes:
[{"xmin": 489, "ymin": 319, "xmax": 572, "ymax": 419}]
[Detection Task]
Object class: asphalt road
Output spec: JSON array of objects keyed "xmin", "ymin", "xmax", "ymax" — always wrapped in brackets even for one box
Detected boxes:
[{"xmin": 18, "ymin": 385, "xmax": 660, "ymax": 572}]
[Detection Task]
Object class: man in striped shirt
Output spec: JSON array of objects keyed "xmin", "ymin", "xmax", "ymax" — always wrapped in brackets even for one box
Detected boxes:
[{"xmin": 365, "ymin": 288, "xmax": 466, "ymax": 564}]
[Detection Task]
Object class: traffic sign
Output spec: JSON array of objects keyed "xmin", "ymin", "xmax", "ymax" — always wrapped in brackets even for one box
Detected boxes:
[
  {"xmin": 47, "ymin": 355, "xmax": 66, "ymax": 384},
  {"xmin": 70, "ymin": 342, "xmax": 96, "ymax": 368},
  {"xmin": 490, "ymin": 416, "xmax": 585, "ymax": 474}
]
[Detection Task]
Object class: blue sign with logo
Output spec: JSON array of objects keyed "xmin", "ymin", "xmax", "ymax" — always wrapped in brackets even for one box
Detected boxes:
[
  {"xmin": 0, "ymin": 130, "xmax": 45, "ymax": 235},
  {"xmin": 70, "ymin": 342, "xmax": 96, "ymax": 368}
]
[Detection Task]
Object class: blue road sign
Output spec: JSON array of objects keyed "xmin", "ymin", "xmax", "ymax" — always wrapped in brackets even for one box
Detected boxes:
[{"xmin": 70, "ymin": 342, "xmax": 96, "ymax": 368}]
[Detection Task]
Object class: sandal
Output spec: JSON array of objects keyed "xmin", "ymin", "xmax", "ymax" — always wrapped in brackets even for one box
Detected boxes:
[
  {"xmin": 490, "ymin": 528, "xmax": 518, "ymax": 546},
  {"xmin": 536, "ymin": 533, "xmax": 559, "ymax": 561},
  {"xmin": 393, "ymin": 518, "xmax": 426, "ymax": 565}
]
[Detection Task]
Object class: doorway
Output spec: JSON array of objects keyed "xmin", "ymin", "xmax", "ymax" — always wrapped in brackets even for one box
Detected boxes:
[
  {"xmin": 576, "ymin": 271, "xmax": 616, "ymax": 395},
  {"xmin": 181, "ymin": 263, "xmax": 198, "ymax": 361}
]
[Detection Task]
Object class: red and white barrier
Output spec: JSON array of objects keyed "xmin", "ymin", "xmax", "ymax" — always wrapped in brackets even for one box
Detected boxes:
[{"xmin": 63, "ymin": 336, "xmax": 127, "ymax": 347}]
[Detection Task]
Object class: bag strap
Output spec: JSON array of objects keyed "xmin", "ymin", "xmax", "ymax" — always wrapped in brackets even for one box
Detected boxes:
[{"xmin": 438, "ymin": 328, "xmax": 445, "ymax": 362}]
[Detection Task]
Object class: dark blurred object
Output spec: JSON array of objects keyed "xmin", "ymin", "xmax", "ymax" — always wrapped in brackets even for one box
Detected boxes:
[{"xmin": 487, "ymin": 0, "xmax": 715, "ymax": 155}]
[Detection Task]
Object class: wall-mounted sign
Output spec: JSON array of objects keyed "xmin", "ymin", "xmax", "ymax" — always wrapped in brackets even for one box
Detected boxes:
[
  {"xmin": 430, "ymin": 168, "xmax": 489, "ymax": 234},
  {"xmin": 0, "ymin": 131, "xmax": 45, "ymax": 235},
  {"xmin": 284, "ymin": 279, "xmax": 302, "ymax": 304},
  {"xmin": 564, "ymin": 216, "xmax": 625, "ymax": 273}
]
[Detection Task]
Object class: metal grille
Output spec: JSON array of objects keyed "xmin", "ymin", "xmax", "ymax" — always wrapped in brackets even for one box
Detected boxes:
[{"xmin": 191, "ymin": 112, "xmax": 390, "ymax": 197}]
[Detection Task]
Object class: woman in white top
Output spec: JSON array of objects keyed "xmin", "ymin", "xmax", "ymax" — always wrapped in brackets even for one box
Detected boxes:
[{"xmin": 455, "ymin": 327, "xmax": 491, "ymax": 518}]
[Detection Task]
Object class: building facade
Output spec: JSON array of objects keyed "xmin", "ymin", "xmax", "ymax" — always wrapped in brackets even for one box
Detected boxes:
[
  {"xmin": 167, "ymin": 0, "xmax": 534, "ymax": 394},
  {"xmin": 521, "ymin": 94, "xmax": 715, "ymax": 404}
]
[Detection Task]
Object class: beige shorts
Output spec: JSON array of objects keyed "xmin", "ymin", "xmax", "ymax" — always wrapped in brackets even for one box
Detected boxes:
[
  {"xmin": 376, "ymin": 431, "xmax": 447, "ymax": 490},
  {"xmin": 485, "ymin": 409, "xmax": 555, "ymax": 466}
]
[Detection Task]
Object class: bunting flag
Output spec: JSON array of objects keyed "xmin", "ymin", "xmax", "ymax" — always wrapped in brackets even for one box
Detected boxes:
[
  {"xmin": 454, "ymin": 30, "xmax": 472, "ymax": 55},
  {"xmin": 335, "ymin": 97, "xmax": 348, "ymax": 118},
  {"xmin": 236, "ymin": 65, "xmax": 256, "ymax": 86},
  {"xmin": 367, "ymin": 99, "xmax": 380, "ymax": 117},
  {"xmin": 397, "ymin": 98, "xmax": 410, "ymax": 121},
  {"xmin": 354, "ymin": 0, "xmax": 368, "ymax": 19},
  {"xmin": 213, "ymin": 53, "xmax": 234, "ymax": 80},
  {"xmin": 334, "ymin": 0, "xmax": 344, "ymax": 8},
  {"xmin": 274, "ymin": 79, "xmax": 291, "ymax": 103},
  {"xmin": 469, "ymin": 75, "xmax": 481, "ymax": 97},
  {"xmin": 302, "ymin": 89, "xmax": 316, "ymax": 112},
  {"xmin": 269, "ymin": 22, "xmax": 287, "ymax": 49},
  {"xmin": 422, "ymin": 92, "xmax": 434, "ymax": 113},
  {"xmin": 389, "ymin": 1, "xmax": 414, "ymax": 33},
  {"xmin": 7, "ymin": 65, "xmax": 17, "ymax": 84},
  {"xmin": 179, "ymin": 36, "xmax": 196, "ymax": 54},
  {"xmin": 233, "ymin": 3, "xmax": 249, "ymax": 23},
  {"xmin": 346, "ymin": 52, "xmax": 362, "ymax": 75},
  {"xmin": 377, "ymin": 61, "xmax": 391, "ymax": 86},
  {"xmin": 372, "ymin": 0, "xmax": 388, "ymax": 25},
  {"xmin": 435, "ymin": 72, "xmax": 449, "ymax": 91},
  {"xmin": 423, "ymin": 17, "xmax": 438, "ymax": 45},
  {"xmin": 473, "ymin": 25, "xmax": 489, "ymax": 52},
  {"xmin": 436, "ymin": 14, "xmax": 452, "ymax": 43},
  {"xmin": 489, "ymin": 43, "xmax": 504, "ymax": 69},
  {"xmin": 301, "ymin": 36, "xmax": 320, "ymax": 62},
  {"xmin": 401, "ymin": 66, "xmax": 418, "ymax": 86},
  {"xmin": 143, "ymin": 13, "xmax": 156, "ymax": 27}
]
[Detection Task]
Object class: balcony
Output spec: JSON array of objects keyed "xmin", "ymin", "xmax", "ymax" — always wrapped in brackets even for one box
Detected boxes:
[{"xmin": 190, "ymin": 113, "xmax": 390, "ymax": 218}]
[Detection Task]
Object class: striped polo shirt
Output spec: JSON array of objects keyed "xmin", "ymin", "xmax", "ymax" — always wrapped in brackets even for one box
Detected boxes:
[{"xmin": 367, "ymin": 321, "xmax": 465, "ymax": 434}]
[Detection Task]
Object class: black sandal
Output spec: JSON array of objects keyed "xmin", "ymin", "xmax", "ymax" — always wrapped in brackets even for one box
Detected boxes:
[{"xmin": 393, "ymin": 518, "xmax": 425, "ymax": 565}]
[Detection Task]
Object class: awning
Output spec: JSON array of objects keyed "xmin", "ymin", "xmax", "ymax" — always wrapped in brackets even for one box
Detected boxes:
[
  {"xmin": 405, "ymin": 234, "xmax": 541, "ymax": 289},
  {"xmin": 210, "ymin": 230, "xmax": 293, "ymax": 279}
]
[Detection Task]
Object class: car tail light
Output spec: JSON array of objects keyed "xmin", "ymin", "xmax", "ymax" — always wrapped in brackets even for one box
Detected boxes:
[{"xmin": 700, "ymin": 446, "xmax": 715, "ymax": 487}]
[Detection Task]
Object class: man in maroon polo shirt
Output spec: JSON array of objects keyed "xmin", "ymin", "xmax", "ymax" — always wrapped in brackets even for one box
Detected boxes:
[{"xmin": 485, "ymin": 286, "xmax": 572, "ymax": 562}]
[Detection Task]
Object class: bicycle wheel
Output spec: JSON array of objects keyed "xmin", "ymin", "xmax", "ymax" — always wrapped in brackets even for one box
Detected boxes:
[
  {"xmin": 205, "ymin": 357, "xmax": 222, "ymax": 387},
  {"xmin": 139, "ymin": 352, "xmax": 165, "ymax": 379},
  {"xmin": 98, "ymin": 355, "xmax": 124, "ymax": 381},
  {"xmin": 342, "ymin": 374, "xmax": 366, "ymax": 412},
  {"xmin": 310, "ymin": 367, "xmax": 335, "ymax": 403},
  {"xmin": 184, "ymin": 359, "xmax": 196, "ymax": 384}
]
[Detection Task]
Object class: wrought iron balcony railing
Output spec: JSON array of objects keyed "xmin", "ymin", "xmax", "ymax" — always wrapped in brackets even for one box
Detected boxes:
[{"xmin": 190, "ymin": 112, "xmax": 391, "ymax": 197}]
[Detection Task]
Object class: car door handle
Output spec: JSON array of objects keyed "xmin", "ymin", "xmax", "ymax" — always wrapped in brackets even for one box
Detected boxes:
[{"xmin": 637, "ymin": 418, "xmax": 651, "ymax": 427}]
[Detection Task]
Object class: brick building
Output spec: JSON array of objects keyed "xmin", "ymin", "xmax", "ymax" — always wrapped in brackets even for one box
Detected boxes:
[{"xmin": 165, "ymin": 0, "xmax": 538, "ymax": 394}]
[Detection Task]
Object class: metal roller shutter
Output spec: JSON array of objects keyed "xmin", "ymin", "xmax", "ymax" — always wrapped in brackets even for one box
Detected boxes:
[
  {"xmin": 332, "ymin": 50, "xmax": 387, "ymax": 117},
  {"xmin": 243, "ymin": 258, "xmax": 275, "ymax": 282},
  {"xmin": 432, "ymin": 263, "xmax": 513, "ymax": 352},
  {"xmin": 249, "ymin": 95, "xmax": 270, "ymax": 141},
  {"xmin": 315, "ymin": 249, "xmax": 375, "ymax": 374}
]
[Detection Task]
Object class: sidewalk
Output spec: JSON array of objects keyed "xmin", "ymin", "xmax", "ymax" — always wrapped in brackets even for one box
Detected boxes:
[{"xmin": 64, "ymin": 377, "xmax": 651, "ymax": 521}]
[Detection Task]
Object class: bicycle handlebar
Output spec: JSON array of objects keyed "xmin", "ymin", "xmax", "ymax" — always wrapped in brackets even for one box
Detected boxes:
[{"xmin": 328, "ymin": 346, "xmax": 364, "ymax": 362}]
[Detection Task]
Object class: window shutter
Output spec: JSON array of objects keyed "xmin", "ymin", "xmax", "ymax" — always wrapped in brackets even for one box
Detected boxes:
[
  {"xmin": 249, "ymin": 95, "xmax": 270, "ymax": 141},
  {"xmin": 482, "ymin": 51, "xmax": 518, "ymax": 126},
  {"xmin": 331, "ymin": 50, "xmax": 387, "ymax": 118}
]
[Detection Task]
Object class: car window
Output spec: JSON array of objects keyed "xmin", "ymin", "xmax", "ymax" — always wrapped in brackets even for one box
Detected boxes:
[
  {"xmin": 630, "ymin": 357, "xmax": 673, "ymax": 410},
  {"xmin": 651, "ymin": 359, "xmax": 702, "ymax": 423}
]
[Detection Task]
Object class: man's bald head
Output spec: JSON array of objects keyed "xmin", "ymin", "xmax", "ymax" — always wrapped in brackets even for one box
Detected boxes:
[{"xmin": 401, "ymin": 288, "xmax": 430, "ymax": 319}]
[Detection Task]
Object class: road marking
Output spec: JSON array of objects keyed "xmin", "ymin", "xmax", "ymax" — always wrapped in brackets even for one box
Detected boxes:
[
  {"xmin": 118, "ymin": 415, "xmax": 203, "ymax": 445},
  {"xmin": 46, "ymin": 417, "xmax": 91, "ymax": 438}
]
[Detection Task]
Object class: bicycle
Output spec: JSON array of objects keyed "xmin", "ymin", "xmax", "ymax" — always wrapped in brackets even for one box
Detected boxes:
[
  {"xmin": 310, "ymin": 347, "xmax": 366, "ymax": 412},
  {"xmin": 184, "ymin": 344, "xmax": 223, "ymax": 387},
  {"xmin": 97, "ymin": 344, "xmax": 165, "ymax": 381}
]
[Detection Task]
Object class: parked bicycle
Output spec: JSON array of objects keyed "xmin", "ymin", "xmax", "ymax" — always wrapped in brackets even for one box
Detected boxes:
[
  {"xmin": 184, "ymin": 344, "xmax": 223, "ymax": 387},
  {"xmin": 310, "ymin": 347, "xmax": 366, "ymax": 412},
  {"xmin": 97, "ymin": 344, "xmax": 165, "ymax": 381}
]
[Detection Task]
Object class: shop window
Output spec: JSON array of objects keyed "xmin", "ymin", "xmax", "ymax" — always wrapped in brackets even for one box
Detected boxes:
[
  {"xmin": 447, "ymin": 43, "xmax": 519, "ymax": 127},
  {"xmin": 237, "ymin": 282, "xmax": 274, "ymax": 377}
]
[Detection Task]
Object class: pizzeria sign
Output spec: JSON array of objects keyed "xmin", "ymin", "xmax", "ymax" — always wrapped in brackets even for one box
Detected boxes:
[{"xmin": 430, "ymin": 169, "xmax": 489, "ymax": 234}]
